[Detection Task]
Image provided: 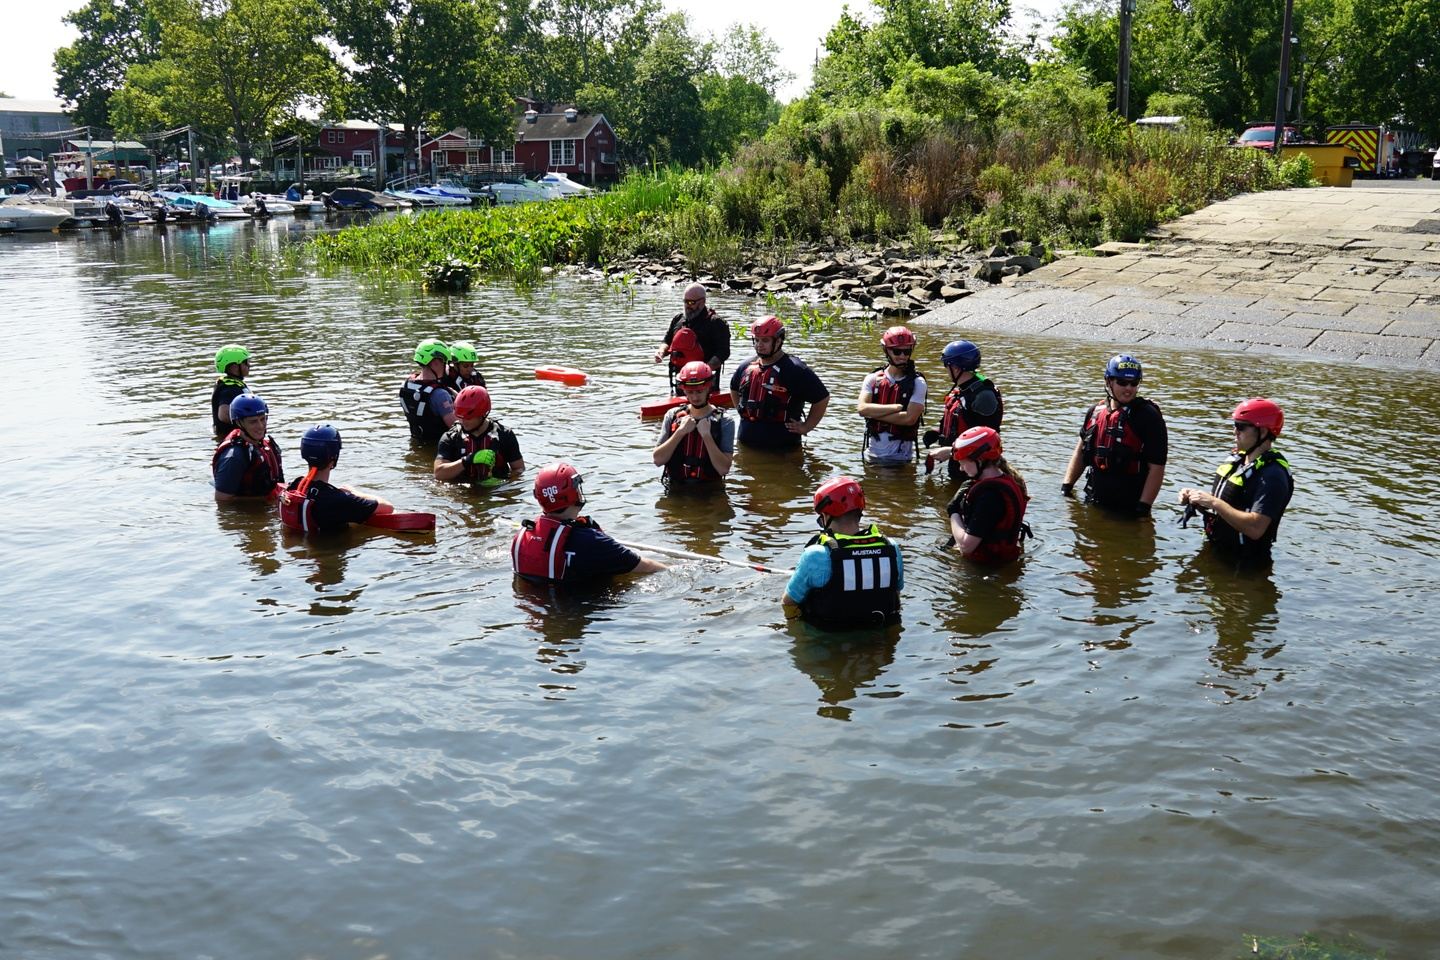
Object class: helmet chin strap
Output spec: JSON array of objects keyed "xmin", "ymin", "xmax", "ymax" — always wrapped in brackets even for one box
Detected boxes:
[{"xmin": 816, "ymin": 513, "xmax": 833, "ymax": 531}]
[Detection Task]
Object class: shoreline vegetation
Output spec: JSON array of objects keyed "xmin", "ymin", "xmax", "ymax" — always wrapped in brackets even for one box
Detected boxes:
[{"xmin": 313, "ymin": 92, "xmax": 1321, "ymax": 313}]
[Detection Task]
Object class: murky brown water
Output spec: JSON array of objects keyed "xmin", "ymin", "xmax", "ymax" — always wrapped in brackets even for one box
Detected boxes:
[{"xmin": 1, "ymin": 218, "xmax": 1437, "ymax": 959}]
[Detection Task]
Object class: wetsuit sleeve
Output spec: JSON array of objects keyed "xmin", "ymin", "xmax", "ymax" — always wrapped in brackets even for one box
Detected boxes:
[
  {"xmin": 783, "ymin": 544, "xmax": 831, "ymax": 604},
  {"xmin": 213, "ymin": 445, "xmax": 248, "ymax": 494},
  {"xmin": 1138, "ymin": 400, "xmax": 1168, "ymax": 465},
  {"xmin": 656, "ymin": 408, "xmax": 678, "ymax": 443},
  {"xmin": 1248, "ymin": 464, "xmax": 1293, "ymax": 521},
  {"xmin": 961, "ymin": 485, "xmax": 1007, "ymax": 540}
]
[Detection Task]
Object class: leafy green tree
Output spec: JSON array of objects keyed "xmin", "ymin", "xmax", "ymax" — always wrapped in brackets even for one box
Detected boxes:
[
  {"xmin": 630, "ymin": 13, "xmax": 704, "ymax": 166},
  {"xmin": 52, "ymin": 0, "xmax": 163, "ymax": 127},
  {"xmin": 695, "ymin": 24, "xmax": 789, "ymax": 162},
  {"xmin": 523, "ymin": 0, "xmax": 661, "ymax": 104},
  {"xmin": 326, "ymin": 0, "xmax": 516, "ymax": 170}
]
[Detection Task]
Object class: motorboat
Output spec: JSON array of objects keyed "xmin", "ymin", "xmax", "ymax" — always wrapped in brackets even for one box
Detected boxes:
[
  {"xmin": 459, "ymin": 177, "xmax": 549, "ymax": 205},
  {"xmin": 536, "ymin": 171, "xmax": 595, "ymax": 197},
  {"xmin": 323, "ymin": 187, "xmax": 408, "ymax": 211},
  {"xmin": 154, "ymin": 188, "xmax": 252, "ymax": 220},
  {"xmin": 0, "ymin": 204, "xmax": 71, "ymax": 232},
  {"xmin": 241, "ymin": 194, "xmax": 295, "ymax": 217},
  {"xmin": 398, "ymin": 186, "xmax": 473, "ymax": 207}
]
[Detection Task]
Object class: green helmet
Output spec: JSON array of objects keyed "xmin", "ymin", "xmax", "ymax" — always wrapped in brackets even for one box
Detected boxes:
[
  {"xmin": 215, "ymin": 344, "xmax": 250, "ymax": 375},
  {"xmin": 413, "ymin": 338, "xmax": 450, "ymax": 365},
  {"xmin": 450, "ymin": 340, "xmax": 478, "ymax": 364}
]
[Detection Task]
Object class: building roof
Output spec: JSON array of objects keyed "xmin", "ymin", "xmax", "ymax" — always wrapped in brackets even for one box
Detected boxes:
[
  {"xmin": 324, "ymin": 120, "xmax": 407, "ymax": 133},
  {"xmin": 0, "ymin": 98, "xmax": 70, "ymax": 115},
  {"xmin": 517, "ymin": 111, "xmax": 610, "ymax": 142}
]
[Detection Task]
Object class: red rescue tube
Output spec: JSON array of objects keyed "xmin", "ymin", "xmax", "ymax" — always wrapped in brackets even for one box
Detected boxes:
[
  {"xmin": 364, "ymin": 511, "xmax": 436, "ymax": 531},
  {"xmin": 535, "ymin": 365, "xmax": 587, "ymax": 386},
  {"xmin": 639, "ymin": 392, "xmax": 733, "ymax": 419}
]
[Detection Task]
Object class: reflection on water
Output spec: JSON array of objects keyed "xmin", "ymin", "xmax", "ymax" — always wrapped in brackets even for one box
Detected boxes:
[{"xmin": 3, "ymin": 221, "xmax": 1440, "ymax": 960}]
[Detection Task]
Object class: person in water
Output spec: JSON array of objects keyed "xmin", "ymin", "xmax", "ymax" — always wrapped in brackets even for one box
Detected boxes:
[
  {"xmin": 1178, "ymin": 398, "xmax": 1294, "ymax": 567},
  {"xmin": 652, "ymin": 361, "xmax": 735, "ymax": 485},
  {"xmin": 511, "ymin": 462, "xmax": 667, "ymax": 583},
  {"xmin": 1061, "ymin": 353, "xmax": 1167, "ymax": 515},
  {"xmin": 212, "ymin": 394, "xmax": 284, "ymax": 500},
  {"xmin": 280, "ymin": 425, "xmax": 393, "ymax": 533},
  {"xmin": 654, "ymin": 282, "xmax": 730, "ymax": 392},
  {"xmin": 398, "ymin": 338, "xmax": 456, "ymax": 445},
  {"xmin": 434, "ymin": 386, "xmax": 524, "ymax": 489},
  {"xmin": 858, "ymin": 325, "xmax": 927, "ymax": 466},
  {"xmin": 783, "ymin": 476, "xmax": 902, "ymax": 629},
  {"xmin": 729, "ymin": 315, "xmax": 830, "ymax": 451},
  {"xmin": 212, "ymin": 343, "xmax": 253, "ymax": 434},
  {"xmin": 945, "ymin": 427, "xmax": 1031, "ymax": 564},
  {"xmin": 923, "ymin": 339, "xmax": 1003, "ymax": 480},
  {"xmin": 443, "ymin": 340, "xmax": 486, "ymax": 392}
]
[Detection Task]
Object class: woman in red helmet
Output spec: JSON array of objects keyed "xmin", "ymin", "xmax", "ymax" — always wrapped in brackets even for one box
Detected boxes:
[
  {"xmin": 945, "ymin": 427, "xmax": 1031, "ymax": 563},
  {"xmin": 728, "ymin": 315, "xmax": 831, "ymax": 451},
  {"xmin": 653, "ymin": 282, "xmax": 731, "ymax": 392},
  {"xmin": 652, "ymin": 360, "xmax": 735, "ymax": 484},
  {"xmin": 434, "ymin": 385, "xmax": 524, "ymax": 489},
  {"xmin": 1178, "ymin": 398, "xmax": 1293, "ymax": 566},
  {"xmin": 782, "ymin": 476, "xmax": 902, "ymax": 629},
  {"xmin": 858, "ymin": 325, "xmax": 928, "ymax": 465},
  {"xmin": 512, "ymin": 462, "xmax": 667, "ymax": 583}
]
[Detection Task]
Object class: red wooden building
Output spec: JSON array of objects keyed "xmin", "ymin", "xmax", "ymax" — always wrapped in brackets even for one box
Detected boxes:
[
  {"xmin": 419, "ymin": 104, "xmax": 618, "ymax": 184},
  {"xmin": 311, "ymin": 121, "xmax": 409, "ymax": 174}
]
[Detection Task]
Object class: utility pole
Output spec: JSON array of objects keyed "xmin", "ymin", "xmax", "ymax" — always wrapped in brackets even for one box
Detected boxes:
[
  {"xmin": 187, "ymin": 126, "xmax": 197, "ymax": 189},
  {"xmin": 1116, "ymin": 0, "xmax": 1137, "ymax": 119},
  {"xmin": 1272, "ymin": 0, "xmax": 1296, "ymax": 157}
]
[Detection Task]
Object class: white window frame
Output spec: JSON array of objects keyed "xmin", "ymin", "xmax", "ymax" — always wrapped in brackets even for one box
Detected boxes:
[
  {"xmin": 352, "ymin": 149, "xmax": 374, "ymax": 167},
  {"xmin": 327, "ymin": 130, "xmax": 342, "ymax": 144},
  {"xmin": 495, "ymin": 147, "xmax": 515, "ymax": 165},
  {"xmin": 466, "ymin": 150, "xmax": 481, "ymax": 166},
  {"xmin": 549, "ymin": 139, "xmax": 575, "ymax": 166}
]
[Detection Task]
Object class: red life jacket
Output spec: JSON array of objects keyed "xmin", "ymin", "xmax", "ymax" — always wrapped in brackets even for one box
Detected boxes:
[
  {"xmin": 454, "ymin": 423, "xmax": 510, "ymax": 484},
  {"xmin": 668, "ymin": 325, "xmax": 705, "ymax": 370},
  {"xmin": 663, "ymin": 410, "xmax": 723, "ymax": 483},
  {"xmin": 960, "ymin": 474, "xmax": 1029, "ymax": 564},
  {"xmin": 511, "ymin": 515, "xmax": 578, "ymax": 582},
  {"xmin": 938, "ymin": 374, "xmax": 1002, "ymax": 440},
  {"xmin": 864, "ymin": 366, "xmax": 920, "ymax": 442},
  {"xmin": 279, "ymin": 469, "xmax": 318, "ymax": 532},
  {"xmin": 211, "ymin": 428, "xmax": 283, "ymax": 496},
  {"xmin": 736, "ymin": 359, "xmax": 790, "ymax": 422},
  {"xmin": 1081, "ymin": 401, "xmax": 1145, "ymax": 475}
]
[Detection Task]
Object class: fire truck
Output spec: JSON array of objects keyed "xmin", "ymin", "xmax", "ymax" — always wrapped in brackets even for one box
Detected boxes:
[{"xmin": 1324, "ymin": 124, "xmax": 1406, "ymax": 176}]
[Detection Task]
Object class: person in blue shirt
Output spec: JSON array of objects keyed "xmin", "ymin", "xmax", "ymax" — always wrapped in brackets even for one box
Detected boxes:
[
  {"xmin": 511, "ymin": 461, "xmax": 667, "ymax": 583},
  {"xmin": 783, "ymin": 476, "xmax": 902, "ymax": 629}
]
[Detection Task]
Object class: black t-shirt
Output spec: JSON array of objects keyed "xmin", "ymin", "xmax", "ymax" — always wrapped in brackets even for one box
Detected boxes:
[
  {"xmin": 211, "ymin": 379, "xmax": 249, "ymax": 433},
  {"xmin": 1082, "ymin": 397, "xmax": 1168, "ymax": 509},
  {"xmin": 952, "ymin": 483, "xmax": 1008, "ymax": 540},
  {"xmin": 666, "ymin": 308, "xmax": 731, "ymax": 366},
  {"xmin": 728, "ymin": 353, "xmax": 830, "ymax": 449},
  {"xmin": 436, "ymin": 422, "xmax": 523, "ymax": 482},
  {"xmin": 285, "ymin": 478, "xmax": 378, "ymax": 533}
]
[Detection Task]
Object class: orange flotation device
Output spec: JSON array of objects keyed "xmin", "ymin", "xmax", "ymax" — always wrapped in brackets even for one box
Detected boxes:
[
  {"xmin": 639, "ymin": 392, "xmax": 734, "ymax": 419},
  {"xmin": 535, "ymin": 365, "xmax": 587, "ymax": 386}
]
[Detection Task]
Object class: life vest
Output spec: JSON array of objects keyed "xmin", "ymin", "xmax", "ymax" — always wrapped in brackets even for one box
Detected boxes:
[
  {"xmin": 799, "ymin": 525, "xmax": 901, "ymax": 630},
  {"xmin": 511, "ymin": 514, "xmax": 600, "ymax": 582},
  {"xmin": 451, "ymin": 422, "xmax": 511, "ymax": 484},
  {"xmin": 959, "ymin": 474, "xmax": 1030, "ymax": 564},
  {"xmin": 211, "ymin": 428, "xmax": 283, "ymax": 496},
  {"xmin": 443, "ymin": 370, "xmax": 485, "ymax": 393},
  {"xmin": 736, "ymin": 358, "xmax": 790, "ymax": 422},
  {"xmin": 663, "ymin": 410, "xmax": 723, "ymax": 483},
  {"xmin": 398, "ymin": 376, "xmax": 450, "ymax": 444},
  {"xmin": 210, "ymin": 377, "xmax": 249, "ymax": 432},
  {"xmin": 1081, "ymin": 399, "xmax": 1151, "ymax": 475},
  {"xmin": 1204, "ymin": 450, "xmax": 1293, "ymax": 556},
  {"xmin": 668, "ymin": 324, "xmax": 705, "ymax": 370},
  {"xmin": 864, "ymin": 366, "xmax": 920, "ymax": 442},
  {"xmin": 279, "ymin": 469, "xmax": 320, "ymax": 532},
  {"xmin": 938, "ymin": 374, "xmax": 1002, "ymax": 440}
]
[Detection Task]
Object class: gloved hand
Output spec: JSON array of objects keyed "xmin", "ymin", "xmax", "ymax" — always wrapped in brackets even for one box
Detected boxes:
[
  {"xmin": 470, "ymin": 449, "xmax": 497, "ymax": 468},
  {"xmin": 922, "ymin": 429, "xmax": 941, "ymax": 448},
  {"xmin": 1061, "ymin": 482, "xmax": 1075, "ymax": 498},
  {"xmin": 1134, "ymin": 501, "xmax": 1152, "ymax": 517},
  {"xmin": 924, "ymin": 454, "xmax": 936, "ymax": 475}
]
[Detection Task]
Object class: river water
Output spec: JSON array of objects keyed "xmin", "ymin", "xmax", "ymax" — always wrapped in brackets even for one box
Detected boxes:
[{"xmin": 1, "ymin": 219, "xmax": 1436, "ymax": 960}]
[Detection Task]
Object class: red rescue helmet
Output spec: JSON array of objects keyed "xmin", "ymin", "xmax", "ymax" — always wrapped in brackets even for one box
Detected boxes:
[
  {"xmin": 750, "ymin": 315, "xmax": 785, "ymax": 340},
  {"xmin": 1231, "ymin": 397, "xmax": 1284, "ymax": 437},
  {"xmin": 814, "ymin": 476, "xmax": 865, "ymax": 517},
  {"xmin": 881, "ymin": 325, "xmax": 916, "ymax": 350},
  {"xmin": 676, "ymin": 360, "xmax": 714, "ymax": 387},
  {"xmin": 454, "ymin": 385, "xmax": 492, "ymax": 421},
  {"xmin": 952, "ymin": 426, "xmax": 1002, "ymax": 463},
  {"xmin": 534, "ymin": 461, "xmax": 585, "ymax": 511}
]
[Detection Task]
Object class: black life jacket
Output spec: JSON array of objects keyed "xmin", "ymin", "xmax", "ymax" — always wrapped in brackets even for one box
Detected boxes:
[
  {"xmin": 1204, "ymin": 450, "xmax": 1293, "ymax": 558},
  {"xmin": 210, "ymin": 377, "xmax": 249, "ymax": 433},
  {"xmin": 511, "ymin": 515, "xmax": 602, "ymax": 582},
  {"xmin": 211, "ymin": 428, "xmax": 283, "ymax": 496},
  {"xmin": 736, "ymin": 358, "xmax": 790, "ymax": 422},
  {"xmin": 449, "ymin": 421, "xmax": 511, "ymax": 485},
  {"xmin": 799, "ymin": 525, "xmax": 901, "ymax": 630},
  {"xmin": 399, "ymin": 376, "xmax": 451, "ymax": 444},
  {"xmin": 443, "ymin": 369, "xmax": 486, "ymax": 392},
  {"xmin": 1081, "ymin": 399, "xmax": 1153, "ymax": 475},
  {"xmin": 959, "ymin": 473, "xmax": 1030, "ymax": 564},
  {"xmin": 663, "ymin": 410, "xmax": 724, "ymax": 484},
  {"xmin": 938, "ymin": 374, "xmax": 1003, "ymax": 440},
  {"xmin": 864, "ymin": 365, "xmax": 920, "ymax": 443}
]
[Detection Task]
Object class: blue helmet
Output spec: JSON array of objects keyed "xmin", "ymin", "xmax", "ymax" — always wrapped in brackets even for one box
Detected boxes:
[
  {"xmin": 230, "ymin": 394, "xmax": 269, "ymax": 420},
  {"xmin": 300, "ymin": 424, "xmax": 342, "ymax": 467},
  {"xmin": 1105, "ymin": 354, "xmax": 1143, "ymax": 382},
  {"xmin": 942, "ymin": 340, "xmax": 981, "ymax": 371}
]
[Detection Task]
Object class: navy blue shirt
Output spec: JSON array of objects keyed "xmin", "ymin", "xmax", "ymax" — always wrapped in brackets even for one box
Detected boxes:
[
  {"xmin": 284, "ymin": 478, "xmax": 379, "ymax": 533},
  {"xmin": 729, "ymin": 353, "xmax": 829, "ymax": 450}
]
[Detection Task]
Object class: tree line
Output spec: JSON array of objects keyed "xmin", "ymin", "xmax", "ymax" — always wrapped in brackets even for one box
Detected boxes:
[{"xmin": 51, "ymin": 0, "xmax": 790, "ymax": 171}]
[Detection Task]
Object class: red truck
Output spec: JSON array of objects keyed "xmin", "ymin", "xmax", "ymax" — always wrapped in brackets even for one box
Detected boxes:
[{"xmin": 1234, "ymin": 124, "xmax": 1301, "ymax": 150}]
